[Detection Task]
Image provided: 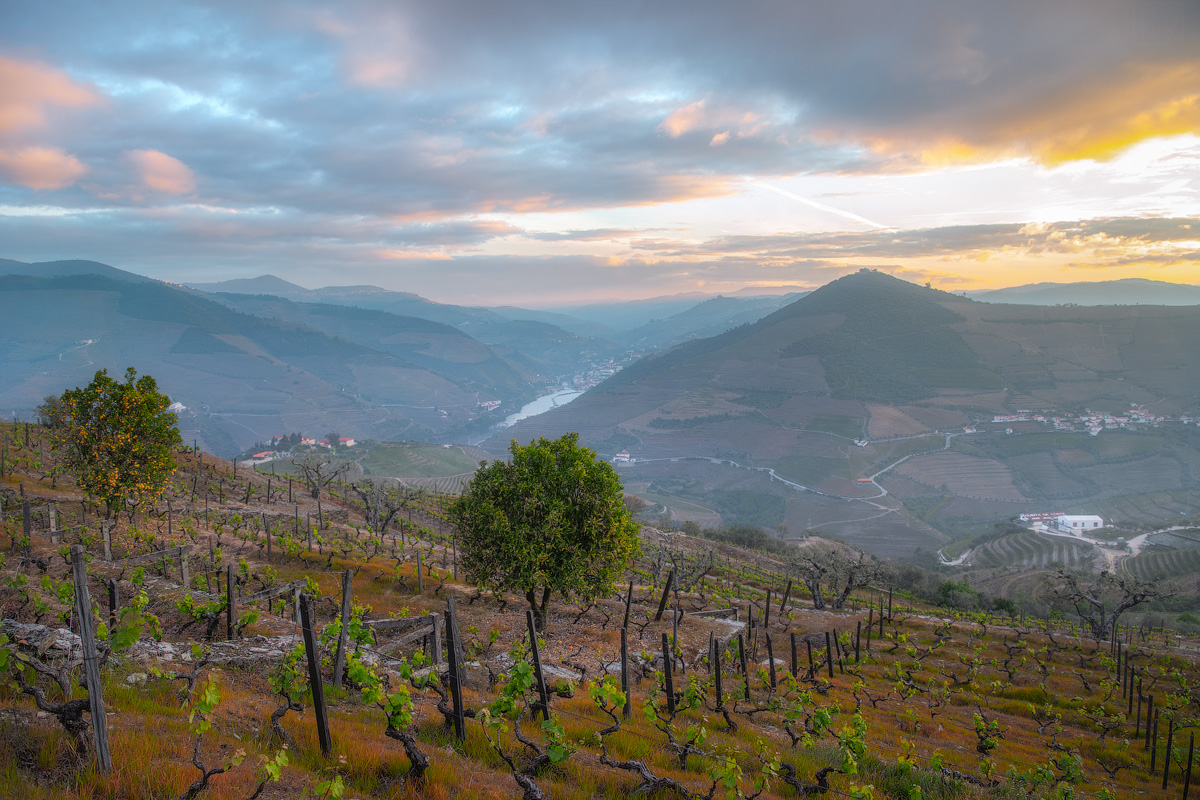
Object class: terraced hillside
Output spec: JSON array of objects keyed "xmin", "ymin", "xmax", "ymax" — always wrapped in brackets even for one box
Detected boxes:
[
  {"xmin": 970, "ymin": 531, "xmax": 1099, "ymax": 570},
  {"xmin": 1120, "ymin": 545, "xmax": 1200, "ymax": 581}
]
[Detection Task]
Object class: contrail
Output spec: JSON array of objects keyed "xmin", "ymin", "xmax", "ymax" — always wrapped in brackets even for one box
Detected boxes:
[{"xmin": 760, "ymin": 183, "xmax": 890, "ymax": 230}]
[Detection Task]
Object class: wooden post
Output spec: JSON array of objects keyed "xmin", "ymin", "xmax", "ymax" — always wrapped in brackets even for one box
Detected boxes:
[
  {"xmin": 526, "ymin": 608, "xmax": 552, "ymax": 722},
  {"xmin": 620, "ymin": 626, "xmax": 631, "ymax": 719},
  {"xmin": 672, "ymin": 607, "xmax": 680, "ymax": 673},
  {"xmin": 1137, "ymin": 682, "xmax": 1143, "ymax": 737},
  {"xmin": 1165, "ymin": 718, "xmax": 1176, "ymax": 788},
  {"xmin": 70, "ymin": 546, "xmax": 112, "ymax": 773},
  {"xmin": 879, "ymin": 595, "xmax": 885, "ymax": 635},
  {"xmin": 102, "ymin": 522, "xmax": 112, "ymax": 561},
  {"xmin": 779, "ymin": 579, "xmax": 792, "ymax": 612},
  {"xmin": 739, "ymin": 633, "xmax": 750, "ymax": 700},
  {"xmin": 766, "ymin": 633, "xmax": 777, "ymax": 690},
  {"xmin": 623, "ymin": 580, "xmax": 633, "ymax": 629},
  {"xmin": 806, "ymin": 639, "xmax": 814, "ymax": 679},
  {"xmin": 298, "ymin": 594, "xmax": 332, "ymax": 757},
  {"xmin": 764, "ymin": 589, "xmax": 771, "ymax": 628},
  {"xmin": 662, "ymin": 632, "xmax": 676, "ymax": 716},
  {"xmin": 416, "ymin": 550, "xmax": 424, "ymax": 593},
  {"xmin": 1185, "ymin": 732, "xmax": 1195, "ymax": 800},
  {"xmin": 1151, "ymin": 709, "xmax": 1160, "ymax": 770},
  {"xmin": 264, "ymin": 513, "xmax": 271, "ymax": 562},
  {"xmin": 307, "ymin": 514, "xmax": 312, "ymax": 551},
  {"xmin": 429, "ymin": 611, "xmax": 442, "ymax": 666},
  {"xmin": 790, "ymin": 632, "xmax": 798, "ymax": 677},
  {"xmin": 825, "ymin": 631, "xmax": 834, "ymax": 679},
  {"xmin": 180, "ymin": 553, "xmax": 189, "ymax": 589},
  {"xmin": 887, "ymin": 587, "xmax": 893, "ymax": 620},
  {"xmin": 332, "ymin": 569, "xmax": 352, "ymax": 689},
  {"xmin": 855, "ymin": 620, "xmax": 862, "ymax": 663},
  {"xmin": 714, "ymin": 639, "xmax": 723, "ymax": 710},
  {"xmin": 226, "ymin": 564, "xmax": 235, "ymax": 640},
  {"xmin": 654, "ymin": 568, "xmax": 675, "ymax": 622},
  {"xmin": 445, "ymin": 597, "xmax": 466, "ymax": 740},
  {"xmin": 106, "ymin": 578, "xmax": 119, "ymax": 628},
  {"xmin": 1146, "ymin": 695, "xmax": 1154, "ymax": 749},
  {"xmin": 1129, "ymin": 668, "xmax": 1136, "ymax": 717}
]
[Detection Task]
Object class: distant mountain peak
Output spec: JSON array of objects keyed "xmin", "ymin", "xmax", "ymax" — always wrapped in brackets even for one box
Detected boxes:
[{"xmin": 190, "ymin": 274, "xmax": 312, "ymax": 294}]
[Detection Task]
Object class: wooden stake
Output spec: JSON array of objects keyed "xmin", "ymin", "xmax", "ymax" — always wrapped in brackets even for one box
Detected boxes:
[
  {"xmin": 226, "ymin": 564, "xmax": 235, "ymax": 640},
  {"xmin": 662, "ymin": 632, "xmax": 676, "ymax": 716},
  {"xmin": 526, "ymin": 609, "xmax": 551, "ymax": 722},
  {"xmin": 654, "ymin": 568, "xmax": 675, "ymax": 621},
  {"xmin": 332, "ymin": 569, "xmax": 352, "ymax": 689},
  {"xmin": 620, "ymin": 626, "xmax": 631, "ymax": 719},
  {"xmin": 766, "ymin": 633, "xmax": 777, "ymax": 689},
  {"xmin": 299, "ymin": 594, "xmax": 332, "ymax": 756},
  {"xmin": 70, "ymin": 546, "xmax": 112, "ymax": 773},
  {"xmin": 446, "ymin": 597, "xmax": 467, "ymax": 740}
]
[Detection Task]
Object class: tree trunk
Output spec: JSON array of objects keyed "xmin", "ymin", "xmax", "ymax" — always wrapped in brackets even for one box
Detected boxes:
[
  {"xmin": 804, "ymin": 578, "xmax": 825, "ymax": 610},
  {"xmin": 525, "ymin": 586, "xmax": 552, "ymax": 632}
]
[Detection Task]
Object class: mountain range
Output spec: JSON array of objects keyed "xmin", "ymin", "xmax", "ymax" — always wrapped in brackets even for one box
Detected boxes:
[
  {"xmin": 0, "ymin": 259, "xmax": 802, "ymax": 456},
  {"xmin": 4, "ymin": 258, "xmax": 1199, "ymax": 558},
  {"xmin": 498, "ymin": 269, "xmax": 1200, "ymax": 558}
]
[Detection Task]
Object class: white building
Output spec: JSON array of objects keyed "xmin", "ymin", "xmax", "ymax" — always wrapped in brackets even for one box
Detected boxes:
[
  {"xmin": 612, "ymin": 451, "xmax": 632, "ymax": 463},
  {"xmin": 1056, "ymin": 515, "xmax": 1104, "ymax": 533}
]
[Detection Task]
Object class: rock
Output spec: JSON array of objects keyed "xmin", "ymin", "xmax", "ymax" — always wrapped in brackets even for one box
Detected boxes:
[{"xmin": 125, "ymin": 672, "xmax": 149, "ymax": 685}]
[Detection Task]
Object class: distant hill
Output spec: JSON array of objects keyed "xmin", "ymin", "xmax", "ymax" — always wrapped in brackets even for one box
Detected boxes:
[
  {"xmin": 0, "ymin": 258, "xmax": 153, "ymax": 283},
  {"xmin": 498, "ymin": 269, "xmax": 1200, "ymax": 557},
  {"xmin": 189, "ymin": 274, "xmax": 313, "ymax": 295},
  {"xmin": 972, "ymin": 278, "xmax": 1200, "ymax": 306},
  {"xmin": 0, "ymin": 274, "xmax": 538, "ymax": 457}
]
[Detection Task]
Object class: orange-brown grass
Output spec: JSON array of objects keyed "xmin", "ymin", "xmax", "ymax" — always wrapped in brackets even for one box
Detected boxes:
[{"xmin": 5, "ymin": 426, "xmax": 1200, "ymax": 799}]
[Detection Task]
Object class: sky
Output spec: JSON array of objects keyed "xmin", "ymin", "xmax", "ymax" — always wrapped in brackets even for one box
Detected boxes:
[{"xmin": 1, "ymin": 0, "xmax": 1198, "ymax": 306}]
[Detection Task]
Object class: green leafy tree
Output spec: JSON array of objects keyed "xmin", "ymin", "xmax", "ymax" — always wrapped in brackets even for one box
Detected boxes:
[
  {"xmin": 449, "ymin": 433, "xmax": 640, "ymax": 631},
  {"xmin": 52, "ymin": 367, "xmax": 182, "ymax": 518}
]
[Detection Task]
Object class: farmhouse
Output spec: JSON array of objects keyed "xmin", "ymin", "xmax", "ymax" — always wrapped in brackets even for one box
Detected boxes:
[
  {"xmin": 612, "ymin": 451, "xmax": 632, "ymax": 463},
  {"xmin": 1055, "ymin": 514, "xmax": 1105, "ymax": 533}
]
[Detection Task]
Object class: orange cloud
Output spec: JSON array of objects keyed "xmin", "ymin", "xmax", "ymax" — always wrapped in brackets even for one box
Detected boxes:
[
  {"xmin": 659, "ymin": 100, "xmax": 709, "ymax": 137},
  {"xmin": 125, "ymin": 149, "xmax": 196, "ymax": 194},
  {"xmin": 865, "ymin": 60, "xmax": 1200, "ymax": 168},
  {"xmin": 0, "ymin": 56, "xmax": 103, "ymax": 134},
  {"xmin": 0, "ymin": 146, "xmax": 88, "ymax": 189}
]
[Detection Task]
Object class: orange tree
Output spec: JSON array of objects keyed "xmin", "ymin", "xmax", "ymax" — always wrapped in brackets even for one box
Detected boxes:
[
  {"xmin": 52, "ymin": 367, "xmax": 181, "ymax": 518},
  {"xmin": 449, "ymin": 433, "xmax": 640, "ymax": 631}
]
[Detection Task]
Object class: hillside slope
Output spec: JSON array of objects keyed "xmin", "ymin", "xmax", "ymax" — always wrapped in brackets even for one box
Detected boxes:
[
  {"xmin": 498, "ymin": 270, "xmax": 1200, "ymax": 555},
  {"xmin": 0, "ymin": 275, "xmax": 535, "ymax": 456}
]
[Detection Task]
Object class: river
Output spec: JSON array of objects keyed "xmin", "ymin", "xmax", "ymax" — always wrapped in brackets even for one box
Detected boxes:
[
  {"xmin": 500, "ymin": 387, "xmax": 583, "ymax": 428},
  {"xmin": 468, "ymin": 387, "xmax": 583, "ymax": 446}
]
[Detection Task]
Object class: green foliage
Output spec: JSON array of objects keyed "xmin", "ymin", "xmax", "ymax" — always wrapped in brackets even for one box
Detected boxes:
[
  {"xmin": 449, "ymin": 433, "xmax": 640, "ymax": 628},
  {"xmin": 51, "ymin": 367, "xmax": 182, "ymax": 516}
]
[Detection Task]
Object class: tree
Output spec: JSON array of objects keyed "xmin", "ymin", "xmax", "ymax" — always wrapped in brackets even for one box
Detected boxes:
[
  {"xmin": 291, "ymin": 452, "xmax": 350, "ymax": 528},
  {"xmin": 449, "ymin": 433, "xmax": 640, "ymax": 631},
  {"xmin": 349, "ymin": 479, "xmax": 406, "ymax": 537},
  {"xmin": 1049, "ymin": 569, "xmax": 1170, "ymax": 641},
  {"xmin": 51, "ymin": 367, "xmax": 181, "ymax": 518},
  {"xmin": 790, "ymin": 548, "xmax": 881, "ymax": 610}
]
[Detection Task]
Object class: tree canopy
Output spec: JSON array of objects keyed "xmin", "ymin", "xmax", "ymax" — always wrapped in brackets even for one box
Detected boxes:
[
  {"xmin": 51, "ymin": 367, "xmax": 182, "ymax": 517},
  {"xmin": 449, "ymin": 433, "xmax": 640, "ymax": 630}
]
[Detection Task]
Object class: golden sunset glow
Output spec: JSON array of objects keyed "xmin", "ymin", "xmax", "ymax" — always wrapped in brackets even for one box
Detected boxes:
[{"xmin": 0, "ymin": 3, "xmax": 1195, "ymax": 303}]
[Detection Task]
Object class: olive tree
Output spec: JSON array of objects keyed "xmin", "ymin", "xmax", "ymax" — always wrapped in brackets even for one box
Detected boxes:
[
  {"xmin": 51, "ymin": 367, "xmax": 181, "ymax": 518},
  {"xmin": 1050, "ymin": 569, "xmax": 1170, "ymax": 641},
  {"xmin": 449, "ymin": 433, "xmax": 640, "ymax": 631}
]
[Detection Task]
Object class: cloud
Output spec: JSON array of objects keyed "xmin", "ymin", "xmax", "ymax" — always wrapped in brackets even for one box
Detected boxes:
[
  {"xmin": 527, "ymin": 228, "xmax": 644, "ymax": 242},
  {"xmin": 0, "ymin": 56, "xmax": 102, "ymax": 134},
  {"xmin": 0, "ymin": 146, "xmax": 89, "ymax": 190},
  {"xmin": 125, "ymin": 150, "xmax": 196, "ymax": 194}
]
